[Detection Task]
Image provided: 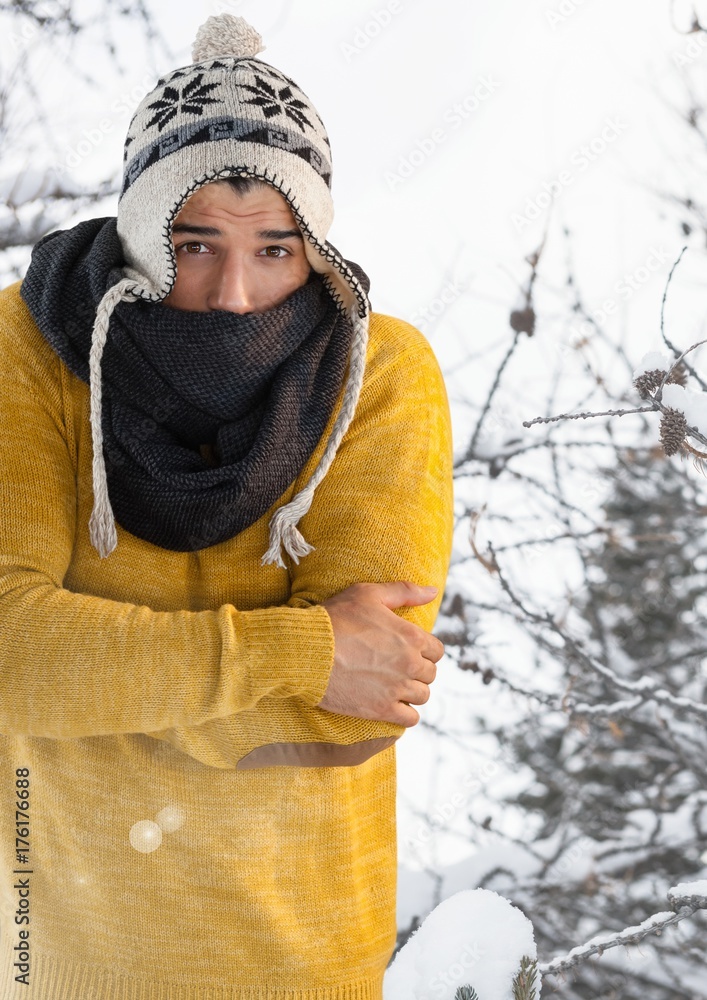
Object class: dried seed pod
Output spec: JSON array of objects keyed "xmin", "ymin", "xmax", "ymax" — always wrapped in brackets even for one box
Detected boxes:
[
  {"xmin": 667, "ymin": 362, "xmax": 688, "ymax": 386},
  {"xmin": 510, "ymin": 306, "xmax": 536, "ymax": 336},
  {"xmin": 659, "ymin": 407, "xmax": 688, "ymax": 456},
  {"xmin": 633, "ymin": 368, "xmax": 667, "ymax": 398}
]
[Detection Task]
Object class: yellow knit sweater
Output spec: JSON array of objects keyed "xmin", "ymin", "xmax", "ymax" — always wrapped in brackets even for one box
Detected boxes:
[{"xmin": 0, "ymin": 279, "xmax": 454, "ymax": 1000}]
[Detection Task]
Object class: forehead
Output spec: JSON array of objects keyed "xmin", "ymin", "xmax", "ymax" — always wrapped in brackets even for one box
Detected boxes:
[{"xmin": 174, "ymin": 181, "xmax": 296, "ymax": 223}]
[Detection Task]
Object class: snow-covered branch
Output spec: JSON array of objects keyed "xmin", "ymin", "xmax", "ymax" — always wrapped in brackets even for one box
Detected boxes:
[{"xmin": 540, "ymin": 882, "xmax": 707, "ymax": 977}]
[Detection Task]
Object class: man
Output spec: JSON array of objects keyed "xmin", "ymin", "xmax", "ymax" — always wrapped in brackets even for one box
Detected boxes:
[{"xmin": 0, "ymin": 14, "xmax": 453, "ymax": 999}]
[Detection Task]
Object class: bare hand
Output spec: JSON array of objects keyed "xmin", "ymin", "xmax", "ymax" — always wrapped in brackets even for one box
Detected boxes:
[{"xmin": 318, "ymin": 581, "xmax": 444, "ymax": 727}]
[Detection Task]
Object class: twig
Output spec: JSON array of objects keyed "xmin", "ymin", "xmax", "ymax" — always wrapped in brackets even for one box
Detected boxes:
[
  {"xmin": 523, "ymin": 403, "xmax": 707, "ymax": 451},
  {"xmin": 487, "ymin": 543, "xmax": 707, "ymax": 722},
  {"xmin": 523, "ymin": 405, "xmax": 656, "ymax": 428},
  {"xmin": 539, "ymin": 898, "xmax": 706, "ymax": 977},
  {"xmin": 657, "ymin": 336, "xmax": 707, "ymax": 399},
  {"xmin": 659, "ymin": 246, "xmax": 707, "ymax": 392},
  {"xmin": 465, "ymin": 331, "xmax": 521, "ymax": 459},
  {"xmin": 469, "ymin": 507, "xmax": 498, "ymax": 574},
  {"xmin": 488, "ymin": 526, "xmax": 609, "ymax": 555},
  {"xmin": 569, "ymin": 695, "xmax": 644, "ymax": 718}
]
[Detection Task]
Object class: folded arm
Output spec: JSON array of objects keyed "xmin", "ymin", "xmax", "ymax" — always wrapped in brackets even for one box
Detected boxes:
[
  {"xmin": 0, "ymin": 286, "xmax": 336, "ymax": 739},
  {"xmin": 0, "ymin": 292, "xmax": 453, "ymax": 762},
  {"xmin": 147, "ymin": 316, "xmax": 455, "ymax": 767}
]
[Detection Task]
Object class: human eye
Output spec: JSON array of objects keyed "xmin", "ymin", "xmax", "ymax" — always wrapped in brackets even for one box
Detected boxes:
[
  {"xmin": 176, "ymin": 241, "xmax": 209, "ymax": 255},
  {"xmin": 257, "ymin": 245, "xmax": 290, "ymax": 258}
]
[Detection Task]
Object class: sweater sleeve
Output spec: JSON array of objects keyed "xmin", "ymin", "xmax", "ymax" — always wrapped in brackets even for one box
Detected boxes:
[
  {"xmin": 0, "ymin": 285, "xmax": 336, "ymax": 739},
  {"xmin": 145, "ymin": 314, "xmax": 455, "ymax": 769}
]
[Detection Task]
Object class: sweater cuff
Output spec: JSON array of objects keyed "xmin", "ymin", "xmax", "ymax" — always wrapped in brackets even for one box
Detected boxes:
[{"xmin": 241, "ymin": 603, "xmax": 335, "ymax": 708}]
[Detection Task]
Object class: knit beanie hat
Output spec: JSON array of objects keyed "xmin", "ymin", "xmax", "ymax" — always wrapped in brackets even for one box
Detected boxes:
[{"xmin": 88, "ymin": 13, "xmax": 371, "ymax": 568}]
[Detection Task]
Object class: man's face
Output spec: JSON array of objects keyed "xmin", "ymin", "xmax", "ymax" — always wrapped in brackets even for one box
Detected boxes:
[{"xmin": 163, "ymin": 181, "xmax": 311, "ymax": 314}]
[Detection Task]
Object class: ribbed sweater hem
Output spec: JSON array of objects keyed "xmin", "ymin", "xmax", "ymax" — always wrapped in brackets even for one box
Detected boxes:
[{"xmin": 0, "ymin": 949, "xmax": 384, "ymax": 1000}]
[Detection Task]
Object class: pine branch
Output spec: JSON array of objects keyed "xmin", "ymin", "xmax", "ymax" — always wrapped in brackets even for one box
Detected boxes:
[{"xmin": 512, "ymin": 955, "xmax": 539, "ymax": 1000}]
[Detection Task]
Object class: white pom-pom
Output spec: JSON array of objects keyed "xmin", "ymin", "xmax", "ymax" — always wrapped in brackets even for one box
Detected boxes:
[{"xmin": 192, "ymin": 14, "xmax": 264, "ymax": 63}]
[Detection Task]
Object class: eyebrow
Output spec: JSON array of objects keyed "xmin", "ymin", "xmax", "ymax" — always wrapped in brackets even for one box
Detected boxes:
[{"xmin": 171, "ymin": 223, "xmax": 303, "ymax": 241}]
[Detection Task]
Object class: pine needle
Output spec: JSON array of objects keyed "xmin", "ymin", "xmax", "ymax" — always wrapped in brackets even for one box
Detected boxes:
[
  {"xmin": 682, "ymin": 438, "xmax": 707, "ymax": 475},
  {"xmin": 512, "ymin": 955, "xmax": 539, "ymax": 1000}
]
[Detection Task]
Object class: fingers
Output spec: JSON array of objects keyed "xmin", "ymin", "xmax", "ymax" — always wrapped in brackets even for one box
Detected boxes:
[
  {"xmin": 320, "ymin": 580, "xmax": 445, "ymax": 727},
  {"xmin": 403, "ymin": 678, "xmax": 433, "ymax": 706},
  {"xmin": 374, "ymin": 580, "xmax": 439, "ymax": 610},
  {"xmin": 422, "ymin": 633, "xmax": 445, "ymax": 663},
  {"xmin": 392, "ymin": 702, "xmax": 421, "ymax": 728},
  {"xmin": 416, "ymin": 657, "xmax": 437, "ymax": 685}
]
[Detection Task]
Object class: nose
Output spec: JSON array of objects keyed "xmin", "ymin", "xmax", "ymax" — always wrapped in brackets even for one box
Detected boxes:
[{"xmin": 208, "ymin": 257, "xmax": 254, "ymax": 314}]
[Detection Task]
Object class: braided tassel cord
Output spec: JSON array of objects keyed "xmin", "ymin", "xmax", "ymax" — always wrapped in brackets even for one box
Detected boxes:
[
  {"xmin": 261, "ymin": 306, "xmax": 370, "ymax": 568},
  {"xmin": 88, "ymin": 278, "xmax": 139, "ymax": 558}
]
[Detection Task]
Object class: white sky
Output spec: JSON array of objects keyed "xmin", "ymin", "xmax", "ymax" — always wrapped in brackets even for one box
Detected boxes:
[
  {"xmin": 8, "ymin": 0, "xmax": 702, "ymax": 355},
  {"xmin": 19, "ymin": 0, "xmax": 705, "ymax": 384}
]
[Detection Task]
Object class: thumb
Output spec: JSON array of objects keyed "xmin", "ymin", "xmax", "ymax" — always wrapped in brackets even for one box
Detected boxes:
[{"xmin": 376, "ymin": 581, "xmax": 439, "ymax": 610}]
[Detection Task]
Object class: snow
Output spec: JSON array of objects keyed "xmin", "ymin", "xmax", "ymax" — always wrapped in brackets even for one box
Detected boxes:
[
  {"xmin": 668, "ymin": 880, "xmax": 707, "ymax": 905},
  {"xmin": 0, "ymin": 168, "xmax": 88, "ymax": 206},
  {"xmin": 384, "ymin": 889, "xmax": 537, "ymax": 1000},
  {"xmin": 541, "ymin": 910, "xmax": 675, "ymax": 970},
  {"xmin": 633, "ymin": 351, "xmax": 673, "ymax": 378},
  {"xmin": 661, "ymin": 382, "xmax": 707, "ymax": 438},
  {"xmin": 539, "ymin": 910, "xmax": 676, "ymax": 976}
]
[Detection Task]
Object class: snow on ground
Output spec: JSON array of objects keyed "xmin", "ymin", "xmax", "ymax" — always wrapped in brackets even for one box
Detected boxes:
[{"xmin": 385, "ymin": 888, "xmax": 537, "ymax": 1000}]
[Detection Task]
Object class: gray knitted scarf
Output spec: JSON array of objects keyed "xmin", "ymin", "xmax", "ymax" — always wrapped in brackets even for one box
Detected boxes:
[{"xmin": 20, "ymin": 217, "xmax": 369, "ymax": 552}]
